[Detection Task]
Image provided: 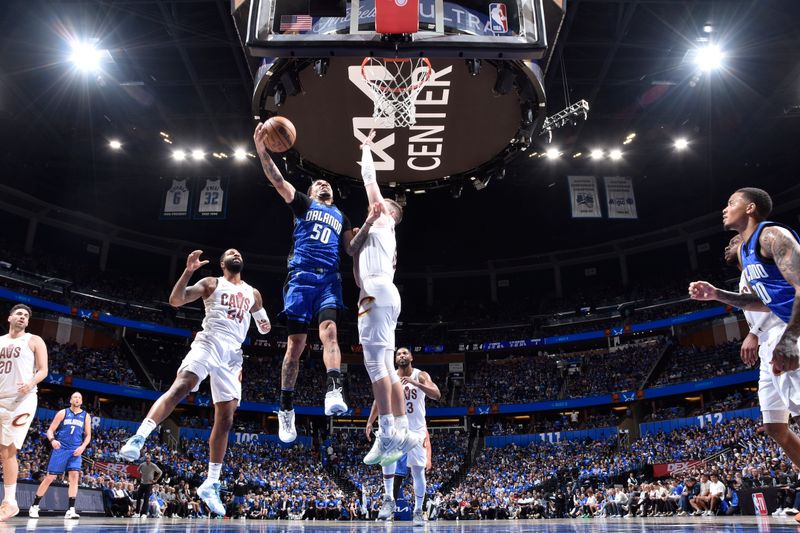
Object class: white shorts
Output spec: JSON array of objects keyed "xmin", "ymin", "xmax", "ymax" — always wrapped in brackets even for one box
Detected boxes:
[
  {"xmin": 357, "ymin": 278, "xmax": 400, "ymax": 347},
  {"xmin": 0, "ymin": 393, "xmax": 37, "ymax": 449},
  {"xmin": 406, "ymin": 435, "xmax": 428, "ymax": 468},
  {"xmin": 178, "ymin": 333, "xmax": 243, "ymax": 405},
  {"xmin": 762, "ymin": 324, "xmax": 800, "ymax": 419}
]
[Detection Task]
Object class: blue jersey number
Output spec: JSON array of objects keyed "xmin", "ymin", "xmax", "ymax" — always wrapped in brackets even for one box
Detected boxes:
[
  {"xmin": 310, "ymin": 223, "xmax": 332, "ymax": 244},
  {"xmin": 204, "ymin": 191, "xmax": 219, "ymax": 205}
]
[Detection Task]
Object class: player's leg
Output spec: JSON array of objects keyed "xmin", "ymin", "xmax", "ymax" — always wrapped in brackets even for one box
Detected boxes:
[
  {"xmin": 763, "ymin": 336, "xmax": 800, "ymax": 465},
  {"xmin": 378, "ymin": 462, "xmax": 397, "ymax": 521},
  {"xmin": 318, "ymin": 272, "xmax": 347, "ymax": 415},
  {"xmin": 30, "ymin": 473, "xmax": 57, "ymax": 517},
  {"xmin": 0, "ymin": 444, "xmax": 19, "ymax": 520},
  {"xmin": 278, "ymin": 329, "xmax": 306, "ymax": 443},
  {"xmin": 65, "ymin": 470, "xmax": 80, "ymax": 518},
  {"xmin": 408, "ymin": 446, "xmax": 427, "ymax": 524},
  {"xmin": 1, "ymin": 394, "xmax": 36, "ymax": 520}
]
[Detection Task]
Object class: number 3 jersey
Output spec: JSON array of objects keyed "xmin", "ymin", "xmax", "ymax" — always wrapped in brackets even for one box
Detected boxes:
[
  {"xmin": 403, "ymin": 368, "xmax": 427, "ymax": 433},
  {"xmin": 287, "ymin": 191, "xmax": 351, "ymax": 272},
  {"xmin": 0, "ymin": 333, "xmax": 36, "ymax": 399},
  {"xmin": 741, "ymin": 221, "xmax": 800, "ymax": 323},
  {"xmin": 199, "ymin": 277, "xmax": 255, "ymax": 346}
]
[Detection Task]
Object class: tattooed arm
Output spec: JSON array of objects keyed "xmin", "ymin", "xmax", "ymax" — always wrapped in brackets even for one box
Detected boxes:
[
  {"xmin": 253, "ymin": 122, "xmax": 296, "ymax": 203},
  {"xmin": 760, "ymin": 226, "xmax": 800, "ymax": 371},
  {"xmin": 345, "ymin": 203, "xmax": 382, "ymax": 257},
  {"xmin": 688, "ymin": 280, "xmax": 770, "ymax": 312}
]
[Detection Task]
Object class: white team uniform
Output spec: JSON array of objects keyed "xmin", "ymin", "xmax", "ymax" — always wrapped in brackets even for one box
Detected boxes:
[
  {"xmin": 403, "ymin": 368, "xmax": 428, "ymax": 468},
  {"xmin": 356, "ymin": 220, "xmax": 401, "ymax": 347},
  {"xmin": 0, "ymin": 333, "xmax": 38, "ymax": 448},
  {"xmin": 198, "ymin": 179, "xmax": 224, "ymax": 214},
  {"xmin": 164, "ymin": 179, "xmax": 189, "ymax": 215},
  {"xmin": 178, "ymin": 277, "xmax": 254, "ymax": 405},
  {"xmin": 741, "ymin": 272, "xmax": 790, "ymax": 422}
]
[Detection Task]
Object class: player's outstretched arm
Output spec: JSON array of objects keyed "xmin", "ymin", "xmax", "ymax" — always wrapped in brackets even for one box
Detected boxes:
[
  {"xmin": 46, "ymin": 409, "xmax": 66, "ymax": 449},
  {"xmin": 251, "ymin": 289, "xmax": 272, "ymax": 334},
  {"xmin": 360, "ymin": 133, "xmax": 384, "ymax": 206},
  {"xmin": 688, "ymin": 280, "xmax": 768, "ymax": 312},
  {"xmin": 75, "ymin": 413, "xmax": 92, "ymax": 456},
  {"xmin": 345, "ymin": 203, "xmax": 382, "ymax": 257},
  {"xmin": 169, "ymin": 250, "xmax": 216, "ymax": 308},
  {"xmin": 254, "ymin": 123, "xmax": 296, "ymax": 203},
  {"xmin": 761, "ymin": 227, "xmax": 800, "ymax": 371}
]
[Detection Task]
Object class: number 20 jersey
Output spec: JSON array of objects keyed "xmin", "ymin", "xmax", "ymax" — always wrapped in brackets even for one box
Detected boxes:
[
  {"xmin": 741, "ymin": 221, "xmax": 800, "ymax": 324},
  {"xmin": 0, "ymin": 333, "xmax": 35, "ymax": 398}
]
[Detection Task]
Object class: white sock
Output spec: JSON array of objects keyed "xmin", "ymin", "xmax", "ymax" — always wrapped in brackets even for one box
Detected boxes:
[
  {"xmin": 382, "ymin": 478, "xmax": 394, "ymax": 500},
  {"xmin": 207, "ymin": 462, "xmax": 222, "ymax": 482},
  {"xmin": 136, "ymin": 418, "xmax": 157, "ymax": 439},
  {"xmin": 379, "ymin": 414, "xmax": 395, "ymax": 436},
  {"xmin": 395, "ymin": 415, "xmax": 409, "ymax": 431},
  {"xmin": 411, "ymin": 466, "xmax": 426, "ymax": 511},
  {"xmin": 3, "ymin": 484, "xmax": 16, "ymax": 505}
]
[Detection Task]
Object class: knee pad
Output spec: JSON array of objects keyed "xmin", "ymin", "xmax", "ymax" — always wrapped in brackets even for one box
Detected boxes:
[
  {"xmin": 364, "ymin": 344, "xmax": 390, "ymax": 383},
  {"xmin": 385, "ymin": 348, "xmax": 400, "ymax": 384}
]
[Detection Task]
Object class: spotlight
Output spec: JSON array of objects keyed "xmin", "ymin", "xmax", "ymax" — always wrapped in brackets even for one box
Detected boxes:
[
  {"xmin": 703, "ymin": 24, "xmax": 713, "ymax": 34},
  {"xmin": 590, "ymin": 149, "xmax": 604, "ymax": 160},
  {"xmin": 69, "ymin": 41, "xmax": 102, "ymax": 72},
  {"xmin": 313, "ymin": 59, "xmax": 329, "ymax": 77},
  {"xmin": 108, "ymin": 140, "xmax": 122, "ymax": 150},
  {"xmin": 674, "ymin": 138, "xmax": 689, "ymax": 150},
  {"xmin": 572, "ymin": 152, "xmax": 582, "ymax": 158},
  {"xmin": 191, "ymin": 149, "xmax": 204, "ymax": 161},
  {"xmin": 233, "ymin": 148, "xmax": 247, "ymax": 161},
  {"xmin": 172, "ymin": 150, "xmax": 186, "ymax": 161},
  {"xmin": 695, "ymin": 45, "xmax": 723, "ymax": 71},
  {"xmin": 545, "ymin": 147, "xmax": 561, "ymax": 159},
  {"xmin": 609, "ymin": 149, "xmax": 622, "ymax": 161},
  {"xmin": 466, "ymin": 58, "xmax": 481, "ymax": 76},
  {"xmin": 493, "ymin": 66, "xmax": 514, "ymax": 96}
]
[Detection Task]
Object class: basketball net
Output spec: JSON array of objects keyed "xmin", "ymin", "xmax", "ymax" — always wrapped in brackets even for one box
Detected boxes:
[{"xmin": 361, "ymin": 57, "xmax": 432, "ymax": 128}]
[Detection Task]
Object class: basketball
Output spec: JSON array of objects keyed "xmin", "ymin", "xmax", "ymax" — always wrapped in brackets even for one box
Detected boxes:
[{"xmin": 263, "ymin": 116, "xmax": 296, "ymax": 153}]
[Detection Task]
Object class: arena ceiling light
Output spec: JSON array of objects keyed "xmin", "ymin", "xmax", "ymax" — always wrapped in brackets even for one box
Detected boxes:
[
  {"xmin": 108, "ymin": 140, "xmax": 121, "ymax": 150},
  {"xmin": 69, "ymin": 40, "xmax": 104, "ymax": 73},
  {"xmin": 695, "ymin": 45, "xmax": 724, "ymax": 71},
  {"xmin": 191, "ymin": 149, "xmax": 205, "ymax": 161},
  {"xmin": 233, "ymin": 148, "xmax": 247, "ymax": 161},
  {"xmin": 172, "ymin": 149, "xmax": 186, "ymax": 161},
  {"xmin": 608, "ymin": 149, "xmax": 622, "ymax": 161},
  {"xmin": 674, "ymin": 138, "xmax": 689, "ymax": 150},
  {"xmin": 590, "ymin": 149, "xmax": 604, "ymax": 160},
  {"xmin": 545, "ymin": 147, "xmax": 561, "ymax": 159}
]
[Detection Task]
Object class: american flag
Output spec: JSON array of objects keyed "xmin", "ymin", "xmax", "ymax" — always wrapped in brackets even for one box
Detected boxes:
[{"xmin": 280, "ymin": 15, "xmax": 313, "ymax": 32}]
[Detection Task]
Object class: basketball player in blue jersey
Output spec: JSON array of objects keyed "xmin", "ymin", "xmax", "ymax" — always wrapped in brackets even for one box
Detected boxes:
[
  {"xmin": 254, "ymin": 123, "xmax": 365, "ymax": 443},
  {"xmin": 690, "ymin": 187, "xmax": 800, "ymax": 474},
  {"xmin": 29, "ymin": 391, "xmax": 91, "ymax": 519}
]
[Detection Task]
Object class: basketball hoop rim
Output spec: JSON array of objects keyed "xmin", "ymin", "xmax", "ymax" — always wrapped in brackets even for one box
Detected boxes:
[{"xmin": 360, "ymin": 57, "xmax": 433, "ymax": 94}]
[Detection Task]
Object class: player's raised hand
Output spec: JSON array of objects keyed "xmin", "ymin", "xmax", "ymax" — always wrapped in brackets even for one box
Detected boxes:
[
  {"xmin": 253, "ymin": 122, "xmax": 269, "ymax": 156},
  {"xmin": 366, "ymin": 202, "xmax": 383, "ymax": 225},
  {"xmin": 688, "ymin": 281, "xmax": 718, "ymax": 301},
  {"xmin": 360, "ymin": 129, "xmax": 377, "ymax": 149},
  {"xmin": 186, "ymin": 250, "xmax": 209, "ymax": 272}
]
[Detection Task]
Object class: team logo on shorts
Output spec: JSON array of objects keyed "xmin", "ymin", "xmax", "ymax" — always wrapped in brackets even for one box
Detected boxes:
[
  {"xmin": 395, "ymin": 0, "xmax": 408, "ymax": 6},
  {"xmin": 12, "ymin": 413, "xmax": 30, "ymax": 427},
  {"xmin": 357, "ymin": 296, "xmax": 376, "ymax": 317}
]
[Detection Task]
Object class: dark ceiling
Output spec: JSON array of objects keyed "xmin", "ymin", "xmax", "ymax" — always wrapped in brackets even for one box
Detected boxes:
[{"xmin": 1, "ymin": 0, "xmax": 799, "ymax": 269}]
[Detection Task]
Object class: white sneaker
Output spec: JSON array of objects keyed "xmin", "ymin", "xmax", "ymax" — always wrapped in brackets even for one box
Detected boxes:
[
  {"xmin": 379, "ymin": 428, "xmax": 424, "ymax": 467},
  {"xmin": 324, "ymin": 387, "xmax": 348, "ymax": 416},
  {"xmin": 197, "ymin": 479, "xmax": 226, "ymax": 516},
  {"xmin": 785, "ymin": 508, "xmax": 799, "ymax": 515},
  {"xmin": 364, "ymin": 430, "xmax": 395, "ymax": 465},
  {"xmin": 413, "ymin": 508, "xmax": 425, "ymax": 526},
  {"xmin": 131, "ymin": 513, "xmax": 140, "ymax": 518},
  {"xmin": 28, "ymin": 505, "xmax": 39, "ymax": 518},
  {"xmin": 277, "ymin": 409, "xmax": 297, "ymax": 443},
  {"xmin": 774, "ymin": 508, "xmax": 786, "ymax": 516},
  {"xmin": 119, "ymin": 435, "xmax": 145, "ymax": 462},
  {"xmin": 65, "ymin": 508, "xmax": 80, "ymax": 519},
  {"xmin": 377, "ymin": 499, "xmax": 395, "ymax": 521}
]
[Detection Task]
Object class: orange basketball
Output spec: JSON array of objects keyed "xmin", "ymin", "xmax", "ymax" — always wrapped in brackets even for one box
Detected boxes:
[{"xmin": 263, "ymin": 116, "xmax": 296, "ymax": 153}]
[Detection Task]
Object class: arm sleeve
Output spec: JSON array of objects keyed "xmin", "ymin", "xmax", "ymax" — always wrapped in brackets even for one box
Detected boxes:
[
  {"xmin": 361, "ymin": 146, "xmax": 377, "ymax": 185},
  {"xmin": 341, "ymin": 213, "xmax": 352, "ymax": 233},
  {"xmin": 288, "ymin": 191, "xmax": 313, "ymax": 218}
]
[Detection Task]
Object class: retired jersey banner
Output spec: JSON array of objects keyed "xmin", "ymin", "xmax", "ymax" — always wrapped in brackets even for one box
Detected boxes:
[
  {"xmin": 194, "ymin": 177, "xmax": 229, "ymax": 220},
  {"xmin": 568, "ymin": 176, "xmax": 602, "ymax": 218},
  {"xmin": 161, "ymin": 178, "xmax": 191, "ymax": 219},
  {"xmin": 605, "ymin": 176, "xmax": 638, "ymax": 219}
]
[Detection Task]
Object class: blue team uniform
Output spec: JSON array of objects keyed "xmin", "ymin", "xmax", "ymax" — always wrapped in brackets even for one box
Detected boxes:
[
  {"xmin": 741, "ymin": 221, "xmax": 800, "ymax": 323},
  {"xmin": 47, "ymin": 408, "xmax": 88, "ymax": 474},
  {"xmin": 394, "ymin": 453, "xmax": 409, "ymax": 477},
  {"xmin": 282, "ymin": 191, "xmax": 351, "ymax": 327}
]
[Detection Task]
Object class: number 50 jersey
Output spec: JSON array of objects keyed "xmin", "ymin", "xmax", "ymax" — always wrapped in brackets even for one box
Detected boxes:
[{"xmin": 287, "ymin": 191, "xmax": 351, "ymax": 272}]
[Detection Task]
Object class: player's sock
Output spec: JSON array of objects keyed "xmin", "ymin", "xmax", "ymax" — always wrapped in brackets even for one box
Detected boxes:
[
  {"xmin": 395, "ymin": 414, "xmax": 409, "ymax": 432},
  {"xmin": 135, "ymin": 418, "xmax": 158, "ymax": 439},
  {"xmin": 326, "ymin": 369, "xmax": 342, "ymax": 391},
  {"xmin": 207, "ymin": 462, "xmax": 222, "ymax": 482},
  {"xmin": 379, "ymin": 414, "xmax": 395, "ymax": 438},
  {"xmin": 382, "ymin": 463, "xmax": 396, "ymax": 498},
  {"xmin": 3, "ymin": 484, "xmax": 16, "ymax": 505},
  {"xmin": 280, "ymin": 389, "xmax": 294, "ymax": 411},
  {"xmin": 33, "ymin": 495, "xmax": 42, "ymax": 506},
  {"xmin": 69, "ymin": 497, "xmax": 76, "ymax": 509}
]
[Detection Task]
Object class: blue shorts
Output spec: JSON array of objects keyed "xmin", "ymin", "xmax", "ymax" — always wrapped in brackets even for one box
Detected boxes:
[
  {"xmin": 47, "ymin": 447, "xmax": 82, "ymax": 474},
  {"xmin": 232, "ymin": 495, "xmax": 246, "ymax": 506},
  {"xmin": 282, "ymin": 270, "xmax": 344, "ymax": 326},
  {"xmin": 394, "ymin": 454, "xmax": 408, "ymax": 477}
]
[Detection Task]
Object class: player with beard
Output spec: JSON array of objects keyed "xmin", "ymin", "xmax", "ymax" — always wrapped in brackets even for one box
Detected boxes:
[
  {"xmin": 119, "ymin": 249, "xmax": 271, "ymax": 516},
  {"xmin": 254, "ymin": 123, "xmax": 357, "ymax": 443},
  {"xmin": 366, "ymin": 348, "xmax": 440, "ymax": 525}
]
